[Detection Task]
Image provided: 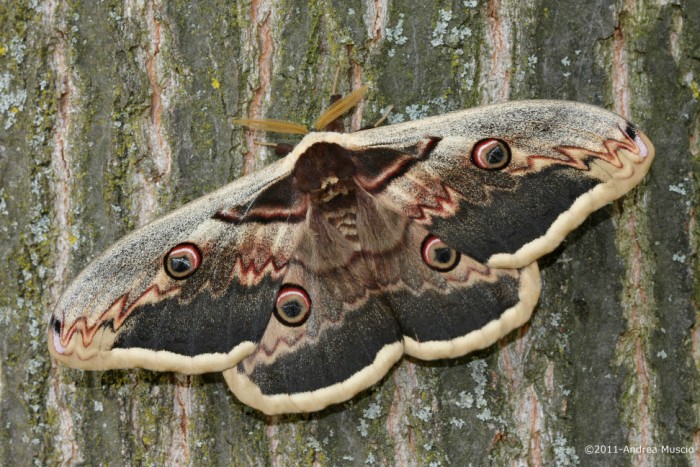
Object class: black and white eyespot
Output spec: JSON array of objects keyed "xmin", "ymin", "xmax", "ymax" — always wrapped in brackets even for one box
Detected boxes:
[
  {"xmin": 164, "ymin": 243, "xmax": 202, "ymax": 280},
  {"xmin": 623, "ymin": 123, "xmax": 650, "ymax": 158},
  {"xmin": 274, "ymin": 284, "xmax": 312, "ymax": 327},
  {"xmin": 471, "ymin": 138, "xmax": 511, "ymax": 170},
  {"xmin": 421, "ymin": 235, "xmax": 461, "ymax": 272},
  {"xmin": 51, "ymin": 316, "xmax": 66, "ymax": 354}
]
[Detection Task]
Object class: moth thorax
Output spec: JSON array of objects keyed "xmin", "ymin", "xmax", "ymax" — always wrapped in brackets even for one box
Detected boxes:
[
  {"xmin": 292, "ymin": 142, "xmax": 356, "ymax": 194},
  {"xmin": 318, "ymin": 191, "xmax": 360, "ymax": 245}
]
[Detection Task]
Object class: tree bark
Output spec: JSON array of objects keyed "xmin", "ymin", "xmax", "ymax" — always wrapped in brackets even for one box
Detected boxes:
[{"xmin": 1, "ymin": 0, "xmax": 698, "ymax": 465}]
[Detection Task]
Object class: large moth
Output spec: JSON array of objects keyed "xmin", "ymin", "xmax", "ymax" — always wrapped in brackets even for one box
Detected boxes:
[{"xmin": 49, "ymin": 90, "xmax": 654, "ymax": 415}]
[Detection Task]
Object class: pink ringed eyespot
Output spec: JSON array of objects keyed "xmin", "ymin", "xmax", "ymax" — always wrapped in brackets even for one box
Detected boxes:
[
  {"xmin": 472, "ymin": 139, "xmax": 511, "ymax": 170},
  {"xmin": 421, "ymin": 235, "xmax": 460, "ymax": 272},
  {"xmin": 164, "ymin": 243, "xmax": 202, "ymax": 280},
  {"xmin": 274, "ymin": 285, "xmax": 311, "ymax": 327}
]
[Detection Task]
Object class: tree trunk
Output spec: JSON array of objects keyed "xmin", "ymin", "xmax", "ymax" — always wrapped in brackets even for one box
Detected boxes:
[{"xmin": 1, "ymin": 0, "xmax": 698, "ymax": 465}]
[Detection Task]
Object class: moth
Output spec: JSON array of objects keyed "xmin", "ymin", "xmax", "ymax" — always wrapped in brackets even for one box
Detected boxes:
[{"xmin": 49, "ymin": 87, "xmax": 654, "ymax": 415}]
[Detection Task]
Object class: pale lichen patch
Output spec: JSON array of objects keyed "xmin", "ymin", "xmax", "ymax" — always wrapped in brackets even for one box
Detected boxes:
[
  {"xmin": 0, "ymin": 72, "xmax": 27, "ymax": 129},
  {"xmin": 431, "ymin": 9, "xmax": 453, "ymax": 47},
  {"xmin": 552, "ymin": 433, "xmax": 579, "ymax": 466}
]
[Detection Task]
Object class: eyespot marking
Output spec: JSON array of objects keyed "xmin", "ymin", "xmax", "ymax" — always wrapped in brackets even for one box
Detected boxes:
[
  {"xmin": 421, "ymin": 235, "xmax": 461, "ymax": 272},
  {"xmin": 472, "ymin": 139, "xmax": 511, "ymax": 170},
  {"xmin": 164, "ymin": 243, "xmax": 202, "ymax": 280},
  {"xmin": 274, "ymin": 285, "xmax": 312, "ymax": 326}
]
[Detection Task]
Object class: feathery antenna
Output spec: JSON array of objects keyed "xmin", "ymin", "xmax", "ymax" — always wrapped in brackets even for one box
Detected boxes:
[
  {"xmin": 313, "ymin": 85, "xmax": 368, "ymax": 131},
  {"xmin": 231, "ymin": 118, "xmax": 309, "ymax": 135}
]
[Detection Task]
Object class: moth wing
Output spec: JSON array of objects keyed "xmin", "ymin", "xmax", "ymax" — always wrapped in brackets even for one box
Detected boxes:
[
  {"xmin": 224, "ymin": 203, "xmax": 405, "ymax": 415},
  {"xmin": 347, "ymin": 100, "xmax": 654, "ymax": 268},
  {"xmin": 223, "ymin": 191, "xmax": 540, "ymax": 415},
  {"xmin": 49, "ymin": 156, "xmax": 305, "ymax": 374},
  {"xmin": 354, "ymin": 194, "xmax": 542, "ymax": 360}
]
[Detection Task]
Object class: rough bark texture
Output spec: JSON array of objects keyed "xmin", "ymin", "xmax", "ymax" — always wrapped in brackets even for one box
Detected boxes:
[{"xmin": 1, "ymin": 0, "xmax": 698, "ymax": 465}]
